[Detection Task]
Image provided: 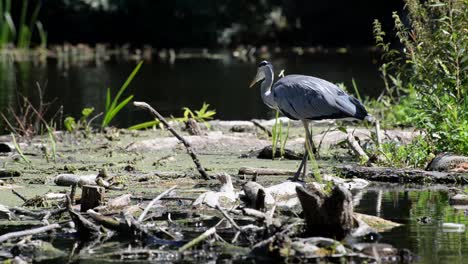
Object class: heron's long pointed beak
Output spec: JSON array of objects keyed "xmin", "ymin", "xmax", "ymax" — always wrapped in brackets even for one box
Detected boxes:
[
  {"xmin": 249, "ymin": 79, "xmax": 258, "ymax": 88},
  {"xmin": 249, "ymin": 70, "xmax": 265, "ymax": 88}
]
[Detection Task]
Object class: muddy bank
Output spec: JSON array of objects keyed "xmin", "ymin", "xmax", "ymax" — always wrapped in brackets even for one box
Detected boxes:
[{"xmin": 0, "ymin": 120, "xmax": 466, "ymax": 263}]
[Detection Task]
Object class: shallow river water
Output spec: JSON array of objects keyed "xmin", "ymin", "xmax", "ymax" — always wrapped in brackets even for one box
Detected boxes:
[
  {"xmin": 357, "ymin": 186, "xmax": 468, "ymax": 264},
  {"xmin": 0, "ymin": 49, "xmax": 383, "ymax": 128},
  {"xmin": 0, "ymin": 51, "xmax": 466, "ymax": 263}
]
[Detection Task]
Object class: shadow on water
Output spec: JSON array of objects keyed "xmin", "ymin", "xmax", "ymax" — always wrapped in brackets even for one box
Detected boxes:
[
  {"xmin": 0, "ymin": 49, "xmax": 383, "ymax": 130},
  {"xmin": 356, "ymin": 187, "xmax": 468, "ymax": 264}
]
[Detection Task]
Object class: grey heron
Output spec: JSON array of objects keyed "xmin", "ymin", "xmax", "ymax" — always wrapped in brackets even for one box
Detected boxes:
[{"xmin": 249, "ymin": 60, "xmax": 372, "ymax": 181}]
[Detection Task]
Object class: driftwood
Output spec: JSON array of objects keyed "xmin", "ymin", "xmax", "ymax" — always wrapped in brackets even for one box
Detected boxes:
[
  {"xmin": 107, "ymin": 194, "xmax": 132, "ymax": 208},
  {"xmin": 68, "ymin": 206, "xmax": 101, "ymax": 237},
  {"xmin": 296, "ymin": 185, "xmax": 354, "ymax": 240},
  {"xmin": 239, "ymin": 167, "xmax": 301, "ymax": 176},
  {"xmin": 0, "ymin": 224, "xmax": 60, "ymax": 243},
  {"xmin": 242, "ymin": 182, "xmax": 270, "ymax": 210},
  {"xmin": 80, "ymin": 186, "xmax": 105, "ymax": 212},
  {"xmin": 346, "ymin": 133, "xmax": 369, "ymax": 162},
  {"xmin": 54, "ymin": 174, "xmax": 96, "ymax": 187},
  {"xmin": 134, "ymin": 101, "xmax": 209, "ymax": 180},
  {"xmin": 337, "ymin": 165, "xmax": 468, "ymax": 184},
  {"xmin": 192, "ymin": 174, "xmax": 237, "ymax": 208}
]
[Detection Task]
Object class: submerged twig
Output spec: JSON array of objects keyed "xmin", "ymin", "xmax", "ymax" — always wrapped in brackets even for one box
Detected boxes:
[
  {"xmin": 138, "ymin": 185, "xmax": 177, "ymax": 222},
  {"xmin": 0, "ymin": 223, "xmax": 60, "ymax": 243},
  {"xmin": 133, "ymin": 101, "xmax": 209, "ymax": 180}
]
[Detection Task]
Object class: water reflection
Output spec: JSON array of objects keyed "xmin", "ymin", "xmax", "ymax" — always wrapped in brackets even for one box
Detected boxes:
[
  {"xmin": 357, "ymin": 187, "xmax": 468, "ymax": 264},
  {"xmin": 0, "ymin": 50, "xmax": 383, "ymax": 130}
]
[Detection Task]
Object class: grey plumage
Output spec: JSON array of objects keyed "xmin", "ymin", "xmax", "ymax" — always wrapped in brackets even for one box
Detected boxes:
[
  {"xmin": 249, "ymin": 60, "xmax": 372, "ymax": 181},
  {"xmin": 273, "ymin": 75, "xmax": 369, "ymax": 121}
]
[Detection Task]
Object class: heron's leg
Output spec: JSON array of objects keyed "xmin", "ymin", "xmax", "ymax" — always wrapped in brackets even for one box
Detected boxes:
[
  {"xmin": 303, "ymin": 121, "xmax": 317, "ymax": 157},
  {"xmin": 292, "ymin": 151, "xmax": 308, "ymax": 181}
]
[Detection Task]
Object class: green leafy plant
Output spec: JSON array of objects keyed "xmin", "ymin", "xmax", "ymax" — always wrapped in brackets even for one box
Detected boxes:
[
  {"xmin": 181, "ymin": 102, "xmax": 216, "ymax": 126},
  {"xmin": 64, "ymin": 107, "xmax": 100, "ymax": 133},
  {"xmin": 47, "ymin": 127, "xmax": 56, "ymax": 162},
  {"xmin": 129, "ymin": 102, "xmax": 216, "ymax": 130},
  {"xmin": 271, "ymin": 110, "xmax": 290, "ymax": 159},
  {"xmin": 379, "ymin": 135, "xmax": 436, "ymax": 168},
  {"xmin": 128, "ymin": 119, "xmax": 160, "ymax": 130},
  {"xmin": 373, "ymin": 0, "xmax": 467, "ymax": 154},
  {"xmin": 102, "ymin": 61, "xmax": 143, "ymax": 128},
  {"xmin": 11, "ymin": 133, "xmax": 31, "ymax": 165},
  {"xmin": 64, "ymin": 117, "xmax": 76, "ymax": 132}
]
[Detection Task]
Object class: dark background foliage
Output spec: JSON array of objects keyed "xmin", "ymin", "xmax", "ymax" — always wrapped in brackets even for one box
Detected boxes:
[{"xmin": 23, "ymin": 0, "xmax": 403, "ymax": 47}]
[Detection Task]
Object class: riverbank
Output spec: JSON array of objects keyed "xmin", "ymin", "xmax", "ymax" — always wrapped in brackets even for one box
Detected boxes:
[{"xmin": 0, "ymin": 119, "xmax": 467, "ymax": 263}]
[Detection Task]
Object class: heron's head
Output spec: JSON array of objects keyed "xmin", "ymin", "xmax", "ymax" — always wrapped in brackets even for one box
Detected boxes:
[{"xmin": 249, "ymin": 60, "xmax": 272, "ymax": 88}]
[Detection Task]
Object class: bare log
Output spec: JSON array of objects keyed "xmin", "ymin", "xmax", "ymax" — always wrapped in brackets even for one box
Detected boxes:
[
  {"xmin": 134, "ymin": 101, "xmax": 209, "ymax": 180},
  {"xmin": 0, "ymin": 223, "xmax": 60, "ymax": 243},
  {"xmin": 337, "ymin": 165, "xmax": 468, "ymax": 184},
  {"xmin": 81, "ymin": 185, "xmax": 105, "ymax": 212},
  {"xmin": 54, "ymin": 174, "xmax": 96, "ymax": 187},
  {"xmin": 239, "ymin": 167, "xmax": 300, "ymax": 176},
  {"xmin": 296, "ymin": 185, "xmax": 354, "ymax": 240}
]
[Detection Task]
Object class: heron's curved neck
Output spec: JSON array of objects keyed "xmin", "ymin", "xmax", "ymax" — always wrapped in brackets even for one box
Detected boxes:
[{"xmin": 260, "ymin": 65, "xmax": 277, "ymax": 109}]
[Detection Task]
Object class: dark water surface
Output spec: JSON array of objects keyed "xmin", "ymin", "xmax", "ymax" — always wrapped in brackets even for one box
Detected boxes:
[
  {"xmin": 356, "ymin": 187, "xmax": 468, "ymax": 264},
  {"xmin": 0, "ymin": 50, "xmax": 383, "ymax": 129}
]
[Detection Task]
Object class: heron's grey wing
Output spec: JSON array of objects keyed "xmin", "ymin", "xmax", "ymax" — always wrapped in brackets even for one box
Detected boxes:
[{"xmin": 273, "ymin": 75, "xmax": 367, "ymax": 120}]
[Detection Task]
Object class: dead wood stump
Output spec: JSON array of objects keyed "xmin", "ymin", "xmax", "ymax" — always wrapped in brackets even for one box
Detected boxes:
[
  {"xmin": 81, "ymin": 185, "xmax": 105, "ymax": 212},
  {"xmin": 296, "ymin": 185, "xmax": 354, "ymax": 240},
  {"xmin": 185, "ymin": 118, "xmax": 204, "ymax": 136}
]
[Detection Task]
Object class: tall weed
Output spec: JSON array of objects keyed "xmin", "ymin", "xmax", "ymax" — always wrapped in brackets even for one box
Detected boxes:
[{"xmin": 374, "ymin": 0, "xmax": 467, "ymax": 154}]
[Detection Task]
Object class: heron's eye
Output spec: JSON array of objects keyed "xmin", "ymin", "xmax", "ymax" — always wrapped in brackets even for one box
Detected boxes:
[{"xmin": 258, "ymin": 61, "xmax": 269, "ymax": 67}]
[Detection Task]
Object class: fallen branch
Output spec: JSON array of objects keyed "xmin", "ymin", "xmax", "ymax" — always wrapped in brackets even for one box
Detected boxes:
[
  {"xmin": 251, "ymin": 120, "xmax": 272, "ymax": 137},
  {"xmin": 0, "ymin": 223, "xmax": 60, "ymax": 243},
  {"xmin": 134, "ymin": 101, "xmax": 209, "ymax": 180},
  {"xmin": 138, "ymin": 185, "xmax": 177, "ymax": 222},
  {"xmin": 346, "ymin": 133, "xmax": 369, "ymax": 162},
  {"xmin": 12, "ymin": 207, "xmax": 66, "ymax": 220},
  {"xmin": 12, "ymin": 189, "xmax": 27, "ymax": 202},
  {"xmin": 215, "ymin": 205, "xmax": 242, "ymax": 232},
  {"xmin": 178, "ymin": 226, "xmax": 217, "ymax": 252}
]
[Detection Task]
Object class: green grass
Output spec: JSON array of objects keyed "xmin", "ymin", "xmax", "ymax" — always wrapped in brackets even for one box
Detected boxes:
[
  {"xmin": 102, "ymin": 61, "xmax": 143, "ymax": 128},
  {"xmin": 0, "ymin": 0, "xmax": 44, "ymax": 49}
]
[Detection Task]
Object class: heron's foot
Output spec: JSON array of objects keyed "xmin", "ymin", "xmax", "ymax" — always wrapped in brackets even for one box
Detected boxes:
[
  {"xmin": 287, "ymin": 175, "xmax": 305, "ymax": 183},
  {"xmin": 290, "ymin": 163, "xmax": 304, "ymax": 182}
]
